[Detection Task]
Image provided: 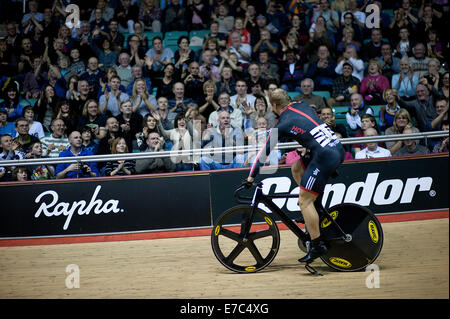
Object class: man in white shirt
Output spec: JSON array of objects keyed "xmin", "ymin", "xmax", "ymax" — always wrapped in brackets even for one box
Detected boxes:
[
  {"xmin": 209, "ymin": 93, "xmax": 243, "ymax": 130},
  {"xmin": 40, "ymin": 118, "xmax": 70, "ymax": 158},
  {"xmin": 228, "ymin": 31, "xmax": 251, "ymax": 65},
  {"xmin": 230, "ymin": 79, "xmax": 256, "ymax": 111},
  {"xmin": 355, "ymin": 128, "xmax": 391, "ymax": 159}
]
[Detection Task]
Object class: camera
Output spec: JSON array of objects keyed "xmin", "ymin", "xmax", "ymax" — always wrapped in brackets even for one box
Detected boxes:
[{"xmin": 81, "ymin": 165, "xmax": 89, "ymax": 174}]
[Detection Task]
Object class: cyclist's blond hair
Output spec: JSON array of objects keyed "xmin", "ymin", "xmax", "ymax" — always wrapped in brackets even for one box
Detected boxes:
[{"xmin": 269, "ymin": 88, "xmax": 291, "ymax": 111}]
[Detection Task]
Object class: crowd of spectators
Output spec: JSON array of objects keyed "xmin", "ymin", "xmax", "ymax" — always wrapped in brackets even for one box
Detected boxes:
[{"xmin": 0, "ymin": 0, "xmax": 449, "ymax": 182}]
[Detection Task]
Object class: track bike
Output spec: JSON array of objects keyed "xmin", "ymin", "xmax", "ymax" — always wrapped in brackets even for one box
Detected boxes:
[{"xmin": 211, "ymin": 181, "xmax": 383, "ymax": 274}]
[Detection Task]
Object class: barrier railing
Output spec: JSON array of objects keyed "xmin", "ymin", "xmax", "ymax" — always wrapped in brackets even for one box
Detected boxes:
[{"xmin": 0, "ymin": 131, "xmax": 448, "ymax": 167}]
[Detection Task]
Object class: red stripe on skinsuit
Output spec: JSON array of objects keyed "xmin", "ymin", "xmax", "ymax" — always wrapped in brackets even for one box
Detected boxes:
[{"xmin": 287, "ymin": 106, "xmax": 319, "ymax": 126}]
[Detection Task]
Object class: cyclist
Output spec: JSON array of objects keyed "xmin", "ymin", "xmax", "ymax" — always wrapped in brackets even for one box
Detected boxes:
[{"xmin": 245, "ymin": 88, "xmax": 346, "ymax": 264}]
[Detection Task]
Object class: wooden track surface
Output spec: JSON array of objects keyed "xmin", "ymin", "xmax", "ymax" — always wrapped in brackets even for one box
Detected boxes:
[{"xmin": 0, "ymin": 218, "xmax": 448, "ymax": 299}]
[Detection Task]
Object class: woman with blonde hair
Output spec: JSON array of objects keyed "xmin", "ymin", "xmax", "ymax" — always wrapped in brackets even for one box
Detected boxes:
[
  {"xmin": 131, "ymin": 78, "xmax": 157, "ymax": 117},
  {"xmin": 385, "ymin": 108, "xmax": 420, "ymax": 155},
  {"xmin": 379, "ymin": 88, "xmax": 401, "ymax": 131},
  {"xmin": 199, "ymin": 80, "xmax": 220, "ymax": 119}
]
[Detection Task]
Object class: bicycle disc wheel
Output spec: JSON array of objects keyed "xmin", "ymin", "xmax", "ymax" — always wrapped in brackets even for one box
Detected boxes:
[
  {"xmin": 319, "ymin": 203, "xmax": 384, "ymax": 272},
  {"xmin": 211, "ymin": 205, "xmax": 280, "ymax": 273}
]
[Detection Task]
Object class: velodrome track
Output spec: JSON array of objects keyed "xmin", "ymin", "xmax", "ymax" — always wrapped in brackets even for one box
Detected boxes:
[{"xmin": 0, "ymin": 210, "xmax": 448, "ymax": 299}]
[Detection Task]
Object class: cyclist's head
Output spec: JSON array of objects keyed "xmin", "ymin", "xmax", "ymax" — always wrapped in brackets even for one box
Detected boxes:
[{"xmin": 269, "ymin": 88, "xmax": 290, "ymax": 114}]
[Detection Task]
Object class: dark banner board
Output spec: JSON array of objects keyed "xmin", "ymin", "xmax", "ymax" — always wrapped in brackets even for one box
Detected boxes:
[
  {"xmin": 0, "ymin": 174, "xmax": 211, "ymax": 238},
  {"xmin": 0, "ymin": 154, "xmax": 448, "ymax": 239},
  {"xmin": 209, "ymin": 155, "xmax": 449, "ymax": 223}
]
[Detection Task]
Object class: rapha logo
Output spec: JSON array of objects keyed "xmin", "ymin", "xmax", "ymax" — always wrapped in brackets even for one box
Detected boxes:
[{"xmin": 34, "ymin": 185, "xmax": 123, "ymax": 230}]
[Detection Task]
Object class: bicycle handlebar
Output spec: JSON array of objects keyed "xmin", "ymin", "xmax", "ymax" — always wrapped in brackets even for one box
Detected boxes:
[{"xmin": 234, "ymin": 182, "xmax": 262, "ymax": 204}]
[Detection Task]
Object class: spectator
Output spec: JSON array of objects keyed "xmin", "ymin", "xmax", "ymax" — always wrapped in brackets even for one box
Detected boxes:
[
  {"xmin": 312, "ymin": 0, "xmax": 340, "ymax": 36},
  {"xmin": 90, "ymin": 8, "xmax": 110, "ymax": 34},
  {"xmin": 17, "ymin": 37, "xmax": 35, "ymax": 75},
  {"xmin": 360, "ymin": 59, "xmax": 390, "ymax": 105},
  {"xmin": 346, "ymin": 93, "xmax": 374, "ymax": 136},
  {"xmin": 438, "ymin": 71, "xmax": 449, "ymax": 100},
  {"xmin": 1, "ymin": 83, "xmax": 24, "ymax": 122},
  {"xmin": 306, "ymin": 16, "xmax": 334, "ymax": 56},
  {"xmin": 76, "ymin": 99, "xmax": 108, "ymax": 138},
  {"xmin": 115, "ymin": 100, "xmax": 143, "ymax": 152},
  {"xmin": 168, "ymin": 82, "xmax": 194, "ymax": 120},
  {"xmin": 408, "ymin": 43, "xmax": 431, "ymax": 79},
  {"xmin": 319, "ymin": 106, "xmax": 348, "ymax": 141},
  {"xmin": 198, "ymin": 80, "xmax": 220, "ymax": 120},
  {"xmin": 21, "ymin": 0, "xmax": 44, "ymax": 32},
  {"xmin": 135, "ymin": 131, "xmax": 175, "ymax": 174},
  {"xmin": 25, "ymin": 140, "xmax": 55, "ymax": 180},
  {"xmin": 199, "ymin": 50, "xmax": 221, "ymax": 83},
  {"xmin": 35, "ymin": 85, "xmax": 60, "ymax": 131},
  {"xmin": 252, "ymin": 28, "xmax": 279, "ymax": 59},
  {"xmin": 0, "ymin": 134, "xmax": 25, "ymax": 182},
  {"xmin": 228, "ymin": 31, "xmax": 252, "ymax": 66},
  {"xmin": 422, "ymin": 58, "xmax": 442, "ymax": 92},
  {"xmin": 156, "ymin": 97, "xmax": 174, "ymax": 130},
  {"xmin": 98, "ymin": 117, "xmax": 124, "ymax": 156},
  {"xmin": 397, "ymin": 83, "xmax": 438, "ymax": 132},
  {"xmin": 279, "ymin": 49, "xmax": 305, "ymax": 93},
  {"xmin": 199, "ymin": 110, "xmax": 245, "ymax": 170},
  {"xmin": 163, "ymin": 0, "xmax": 187, "ymax": 32},
  {"xmin": 40, "ymin": 118, "xmax": 69, "ymax": 158},
  {"xmin": 228, "ymin": 16, "xmax": 251, "ymax": 45},
  {"xmin": 114, "ymin": 52, "xmax": 134, "ymax": 89},
  {"xmin": 145, "ymin": 36, "xmax": 174, "ymax": 76},
  {"xmin": 432, "ymin": 120, "xmax": 449, "ymax": 153},
  {"xmin": 0, "ymin": 110, "xmax": 17, "ymax": 137},
  {"xmin": 201, "ymin": 37, "xmax": 221, "ymax": 66},
  {"xmin": 246, "ymin": 63, "xmax": 267, "ymax": 97},
  {"xmin": 293, "ymin": 78, "xmax": 327, "ymax": 113},
  {"xmin": 360, "ymin": 28, "xmax": 385, "ymax": 62},
  {"xmin": 429, "ymin": 96, "xmax": 448, "ymax": 131},
  {"xmin": 0, "ymin": 38, "xmax": 17, "ymax": 78},
  {"xmin": 104, "ymin": 137, "xmax": 136, "ymax": 176},
  {"xmin": 425, "ymin": 29, "xmax": 444, "ymax": 63},
  {"xmin": 391, "ymin": 58, "xmax": 419, "ymax": 101},
  {"xmin": 394, "ymin": 27, "xmax": 416, "ymax": 59},
  {"xmin": 215, "ymin": 63, "xmax": 237, "ymax": 98},
  {"xmin": 352, "ymin": 114, "xmax": 383, "ymax": 154},
  {"xmin": 244, "ymin": 94, "xmax": 277, "ymax": 131},
  {"xmin": 393, "ymin": 126, "xmax": 429, "ymax": 156},
  {"xmin": 337, "ymin": 11, "xmax": 364, "ymax": 45},
  {"xmin": 340, "ymin": 0, "xmax": 366, "ymax": 28},
  {"xmin": 135, "ymin": 112, "xmax": 165, "ymax": 151},
  {"xmin": 385, "ymin": 108, "xmax": 420, "ymax": 155},
  {"xmin": 206, "ymin": 21, "xmax": 228, "ymax": 49},
  {"xmin": 80, "ymin": 125, "xmax": 99, "ymax": 155},
  {"xmin": 305, "ymin": 45, "xmax": 337, "ymax": 93},
  {"xmin": 55, "ymin": 131, "xmax": 99, "ymax": 179},
  {"xmin": 379, "ymin": 88, "xmax": 401, "ymax": 132},
  {"xmin": 174, "ymin": 36, "xmax": 195, "ymax": 72},
  {"xmin": 230, "ymin": 79, "xmax": 256, "ymax": 113},
  {"xmin": 154, "ymin": 63, "xmax": 177, "ymax": 100},
  {"xmin": 335, "ymin": 45, "xmax": 364, "ymax": 81},
  {"xmin": 244, "ymin": 117, "xmax": 280, "ymax": 167},
  {"xmin": 115, "ymin": 0, "xmax": 140, "ymax": 34},
  {"xmin": 354, "ymin": 128, "xmax": 391, "ymax": 159},
  {"xmin": 99, "ymin": 75, "xmax": 130, "ymax": 116},
  {"xmin": 79, "ymin": 56, "xmax": 106, "ymax": 98},
  {"xmin": 213, "ymin": 3, "xmax": 234, "ymax": 35},
  {"xmin": 74, "ymin": 21, "xmax": 95, "ymax": 61},
  {"xmin": 157, "ymin": 112, "xmax": 196, "ymax": 171},
  {"xmin": 129, "ymin": 21, "xmax": 149, "ymax": 52},
  {"xmin": 65, "ymin": 47, "xmax": 86, "ymax": 80},
  {"xmin": 377, "ymin": 43, "xmax": 401, "ymax": 82},
  {"xmin": 106, "ymin": 20, "xmax": 125, "ymax": 54},
  {"xmin": 90, "ymin": 31, "xmax": 118, "ymax": 72},
  {"xmin": 185, "ymin": 0, "xmax": 210, "ymax": 31},
  {"xmin": 11, "ymin": 166, "xmax": 29, "ymax": 182},
  {"xmin": 130, "ymin": 78, "xmax": 157, "ymax": 117},
  {"xmin": 329, "ymin": 61, "xmax": 360, "ymax": 107},
  {"xmin": 89, "ymin": 0, "xmax": 115, "ymax": 23},
  {"xmin": 258, "ymin": 49, "xmax": 279, "ymax": 82},
  {"xmin": 53, "ymin": 99, "xmax": 78, "ymax": 135},
  {"xmin": 126, "ymin": 64, "xmax": 152, "ymax": 97},
  {"xmin": 208, "ymin": 93, "xmax": 244, "ymax": 130},
  {"xmin": 336, "ymin": 26, "xmax": 361, "ymax": 54},
  {"xmin": 23, "ymin": 54, "xmax": 48, "ymax": 99}
]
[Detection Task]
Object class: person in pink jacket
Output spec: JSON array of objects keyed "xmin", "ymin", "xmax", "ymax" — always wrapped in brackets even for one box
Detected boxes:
[{"xmin": 360, "ymin": 60, "xmax": 390, "ymax": 105}]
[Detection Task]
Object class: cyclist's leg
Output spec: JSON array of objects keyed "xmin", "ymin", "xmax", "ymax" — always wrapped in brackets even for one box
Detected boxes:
[
  {"xmin": 298, "ymin": 190, "xmax": 320, "ymax": 240},
  {"xmin": 291, "ymin": 159, "xmax": 305, "ymax": 186}
]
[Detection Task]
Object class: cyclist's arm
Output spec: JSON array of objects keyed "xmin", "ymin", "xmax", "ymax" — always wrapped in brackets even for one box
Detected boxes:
[{"xmin": 247, "ymin": 127, "xmax": 279, "ymax": 182}]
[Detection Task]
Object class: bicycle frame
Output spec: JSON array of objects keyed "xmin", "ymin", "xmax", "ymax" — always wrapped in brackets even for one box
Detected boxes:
[{"xmin": 241, "ymin": 185, "xmax": 310, "ymax": 244}]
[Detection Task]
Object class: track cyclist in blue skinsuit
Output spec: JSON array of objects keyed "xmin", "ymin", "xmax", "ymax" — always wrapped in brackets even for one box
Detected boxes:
[{"xmin": 245, "ymin": 88, "xmax": 346, "ymax": 264}]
